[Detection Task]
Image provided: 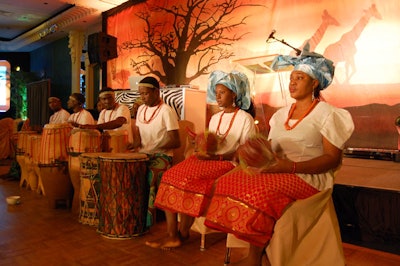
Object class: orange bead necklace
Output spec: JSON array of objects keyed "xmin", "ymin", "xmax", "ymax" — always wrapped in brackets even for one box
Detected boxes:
[
  {"xmin": 74, "ymin": 109, "xmax": 83, "ymax": 123},
  {"xmin": 139, "ymin": 100, "xmax": 163, "ymax": 124},
  {"xmin": 216, "ymin": 107, "xmax": 239, "ymax": 142},
  {"xmin": 284, "ymin": 100, "xmax": 319, "ymax": 130}
]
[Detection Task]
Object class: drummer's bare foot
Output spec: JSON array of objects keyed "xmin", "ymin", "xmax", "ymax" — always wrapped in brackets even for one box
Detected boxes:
[{"xmin": 145, "ymin": 235, "xmax": 182, "ymax": 250}]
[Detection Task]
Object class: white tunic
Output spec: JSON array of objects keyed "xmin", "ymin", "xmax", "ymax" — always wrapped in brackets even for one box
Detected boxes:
[
  {"xmin": 49, "ymin": 109, "xmax": 70, "ymax": 124},
  {"xmin": 98, "ymin": 103, "xmax": 133, "ymax": 143},
  {"xmin": 68, "ymin": 109, "xmax": 95, "ymax": 125},
  {"xmin": 136, "ymin": 103, "xmax": 179, "ymax": 156},
  {"xmin": 268, "ymin": 101, "xmax": 354, "ymax": 190},
  {"xmin": 208, "ymin": 109, "xmax": 256, "ymax": 155}
]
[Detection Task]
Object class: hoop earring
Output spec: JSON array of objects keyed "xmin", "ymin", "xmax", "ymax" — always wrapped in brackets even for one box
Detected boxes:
[{"xmin": 311, "ymin": 89, "xmax": 315, "ymax": 102}]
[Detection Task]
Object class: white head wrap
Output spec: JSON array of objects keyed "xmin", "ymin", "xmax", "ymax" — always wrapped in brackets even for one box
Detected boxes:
[
  {"xmin": 207, "ymin": 70, "xmax": 251, "ymax": 110},
  {"xmin": 271, "ymin": 45, "xmax": 335, "ymax": 90}
]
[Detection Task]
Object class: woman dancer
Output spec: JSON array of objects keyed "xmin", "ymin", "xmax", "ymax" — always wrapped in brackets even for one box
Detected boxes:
[
  {"xmin": 204, "ymin": 53, "xmax": 354, "ymax": 265},
  {"xmin": 146, "ymin": 70, "xmax": 256, "ymax": 249}
]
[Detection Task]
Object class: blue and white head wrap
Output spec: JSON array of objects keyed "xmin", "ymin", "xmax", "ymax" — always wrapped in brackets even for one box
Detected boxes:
[
  {"xmin": 207, "ymin": 70, "xmax": 251, "ymax": 110},
  {"xmin": 270, "ymin": 49, "xmax": 335, "ymax": 90}
]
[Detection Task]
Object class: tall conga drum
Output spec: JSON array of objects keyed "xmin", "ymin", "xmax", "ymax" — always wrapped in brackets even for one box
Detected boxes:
[
  {"xmin": 24, "ymin": 133, "xmax": 42, "ymax": 191},
  {"xmin": 16, "ymin": 130, "xmax": 38, "ymax": 188},
  {"xmin": 40, "ymin": 123, "xmax": 72, "ymax": 164},
  {"xmin": 79, "ymin": 152, "xmax": 104, "ymax": 226},
  {"xmin": 68, "ymin": 128, "xmax": 102, "ymax": 154},
  {"xmin": 101, "ymin": 130, "xmax": 128, "ymax": 153},
  {"xmin": 68, "ymin": 128, "xmax": 102, "ymax": 215},
  {"xmin": 17, "ymin": 130, "xmax": 38, "ymax": 154},
  {"xmin": 98, "ymin": 152, "xmax": 149, "ymax": 239},
  {"xmin": 30, "ymin": 135, "xmax": 45, "ymax": 194},
  {"xmin": 39, "ymin": 123, "xmax": 73, "ymax": 208}
]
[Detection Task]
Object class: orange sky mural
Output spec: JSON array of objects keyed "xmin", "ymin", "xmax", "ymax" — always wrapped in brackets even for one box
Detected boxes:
[{"xmin": 106, "ymin": 0, "xmax": 400, "ymax": 149}]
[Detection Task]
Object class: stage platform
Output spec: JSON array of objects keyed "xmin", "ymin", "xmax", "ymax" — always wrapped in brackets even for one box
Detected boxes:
[
  {"xmin": 335, "ymin": 157, "xmax": 400, "ymax": 191},
  {"xmin": 333, "ymin": 157, "xmax": 400, "ymax": 255}
]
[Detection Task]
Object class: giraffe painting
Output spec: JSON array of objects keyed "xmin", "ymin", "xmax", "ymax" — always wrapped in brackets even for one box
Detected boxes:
[
  {"xmin": 323, "ymin": 4, "xmax": 382, "ymax": 84},
  {"xmin": 298, "ymin": 10, "xmax": 340, "ymax": 53}
]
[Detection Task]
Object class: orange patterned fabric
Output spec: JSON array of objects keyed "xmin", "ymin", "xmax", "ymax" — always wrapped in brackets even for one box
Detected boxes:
[
  {"xmin": 204, "ymin": 171, "xmax": 319, "ymax": 247},
  {"xmin": 155, "ymin": 155, "xmax": 235, "ymax": 217}
]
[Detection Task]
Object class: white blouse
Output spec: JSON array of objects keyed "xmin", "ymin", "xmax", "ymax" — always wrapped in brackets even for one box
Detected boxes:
[
  {"xmin": 268, "ymin": 101, "xmax": 354, "ymax": 190},
  {"xmin": 208, "ymin": 109, "xmax": 256, "ymax": 155}
]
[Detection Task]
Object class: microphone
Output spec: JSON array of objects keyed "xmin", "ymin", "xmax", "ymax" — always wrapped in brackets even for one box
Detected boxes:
[{"xmin": 267, "ymin": 30, "xmax": 276, "ymax": 41}]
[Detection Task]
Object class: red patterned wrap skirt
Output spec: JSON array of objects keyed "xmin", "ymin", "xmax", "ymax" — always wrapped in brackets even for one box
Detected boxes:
[
  {"xmin": 204, "ymin": 170, "xmax": 319, "ymax": 247},
  {"xmin": 154, "ymin": 155, "xmax": 235, "ymax": 217}
]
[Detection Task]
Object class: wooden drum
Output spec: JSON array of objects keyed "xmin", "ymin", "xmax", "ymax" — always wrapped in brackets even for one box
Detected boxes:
[
  {"xmin": 40, "ymin": 123, "xmax": 72, "ymax": 164},
  {"xmin": 68, "ymin": 128, "xmax": 102, "ymax": 154},
  {"xmin": 79, "ymin": 152, "xmax": 104, "ymax": 226},
  {"xmin": 68, "ymin": 129, "xmax": 101, "ymax": 215},
  {"xmin": 16, "ymin": 130, "xmax": 38, "ymax": 155},
  {"xmin": 30, "ymin": 135, "xmax": 45, "ymax": 195},
  {"xmin": 16, "ymin": 130, "xmax": 38, "ymax": 188},
  {"xmin": 101, "ymin": 130, "xmax": 129, "ymax": 153},
  {"xmin": 39, "ymin": 124, "xmax": 73, "ymax": 208},
  {"xmin": 98, "ymin": 152, "xmax": 149, "ymax": 239},
  {"xmin": 24, "ymin": 133, "xmax": 42, "ymax": 191}
]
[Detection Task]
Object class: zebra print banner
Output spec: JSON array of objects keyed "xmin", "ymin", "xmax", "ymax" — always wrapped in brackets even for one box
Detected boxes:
[{"xmin": 115, "ymin": 88, "xmax": 183, "ymax": 119}]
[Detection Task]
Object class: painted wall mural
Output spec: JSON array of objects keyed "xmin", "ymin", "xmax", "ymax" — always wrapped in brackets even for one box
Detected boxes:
[{"xmin": 106, "ymin": 0, "xmax": 400, "ymax": 150}]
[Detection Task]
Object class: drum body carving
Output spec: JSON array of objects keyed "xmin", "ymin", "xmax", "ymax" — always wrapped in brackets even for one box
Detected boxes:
[
  {"xmin": 79, "ymin": 153, "xmax": 104, "ymax": 226},
  {"xmin": 98, "ymin": 153, "xmax": 149, "ymax": 238},
  {"xmin": 68, "ymin": 129, "xmax": 102, "ymax": 215}
]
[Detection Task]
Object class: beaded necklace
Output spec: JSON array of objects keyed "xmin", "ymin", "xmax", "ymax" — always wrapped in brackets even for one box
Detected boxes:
[
  {"xmin": 74, "ymin": 109, "xmax": 83, "ymax": 123},
  {"xmin": 139, "ymin": 101, "xmax": 163, "ymax": 124},
  {"xmin": 107, "ymin": 108, "xmax": 114, "ymax": 122},
  {"xmin": 284, "ymin": 100, "xmax": 319, "ymax": 130},
  {"xmin": 216, "ymin": 108, "xmax": 239, "ymax": 142}
]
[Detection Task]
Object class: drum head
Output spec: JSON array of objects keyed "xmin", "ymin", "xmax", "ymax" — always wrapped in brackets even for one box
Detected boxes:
[
  {"xmin": 102, "ymin": 130, "xmax": 128, "ymax": 136},
  {"xmin": 44, "ymin": 123, "xmax": 71, "ymax": 129},
  {"xmin": 71, "ymin": 128, "xmax": 101, "ymax": 136},
  {"xmin": 99, "ymin": 152, "xmax": 148, "ymax": 161},
  {"xmin": 80, "ymin": 152, "xmax": 108, "ymax": 159}
]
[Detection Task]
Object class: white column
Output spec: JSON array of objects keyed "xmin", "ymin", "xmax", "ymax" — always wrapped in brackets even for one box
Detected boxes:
[
  {"xmin": 68, "ymin": 31, "xmax": 85, "ymax": 94},
  {"xmin": 84, "ymin": 52, "xmax": 95, "ymax": 108}
]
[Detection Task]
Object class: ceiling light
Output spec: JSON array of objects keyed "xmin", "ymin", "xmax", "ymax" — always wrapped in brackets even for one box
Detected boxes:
[{"xmin": 38, "ymin": 24, "xmax": 58, "ymax": 39}]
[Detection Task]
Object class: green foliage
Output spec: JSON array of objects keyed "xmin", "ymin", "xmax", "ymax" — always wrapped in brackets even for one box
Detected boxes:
[{"xmin": 10, "ymin": 72, "xmax": 38, "ymax": 119}]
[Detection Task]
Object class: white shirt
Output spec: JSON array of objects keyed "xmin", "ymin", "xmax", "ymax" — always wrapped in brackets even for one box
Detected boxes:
[
  {"xmin": 98, "ymin": 103, "xmax": 133, "ymax": 143},
  {"xmin": 268, "ymin": 101, "xmax": 354, "ymax": 190},
  {"xmin": 136, "ymin": 103, "xmax": 179, "ymax": 156},
  {"xmin": 68, "ymin": 109, "xmax": 95, "ymax": 126},
  {"xmin": 49, "ymin": 109, "xmax": 70, "ymax": 124},
  {"xmin": 208, "ymin": 109, "xmax": 256, "ymax": 155}
]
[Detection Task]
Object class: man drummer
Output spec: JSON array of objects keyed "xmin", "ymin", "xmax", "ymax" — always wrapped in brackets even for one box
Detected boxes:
[
  {"xmin": 48, "ymin": 97, "xmax": 70, "ymax": 124},
  {"xmin": 131, "ymin": 76, "xmax": 181, "ymax": 228},
  {"xmin": 79, "ymin": 88, "xmax": 133, "ymax": 144},
  {"xmin": 67, "ymin": 93, "xmax": 95, "ymax": 127}
]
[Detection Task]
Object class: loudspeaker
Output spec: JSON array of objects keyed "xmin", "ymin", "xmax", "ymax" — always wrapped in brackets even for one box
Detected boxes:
[{"xmin": 88, "ymin": 32, "xmax": 118, "ymax": 64}]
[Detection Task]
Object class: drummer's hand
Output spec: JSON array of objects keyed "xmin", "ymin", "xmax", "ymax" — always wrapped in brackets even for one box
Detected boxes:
[
  {"xmin": 79, "ymin": 124, "xmax": 96, "ymax": 130},
  {"xmin": 127, "ymin": 143, "xmax": 138, "ymax": 151},
  {"xmin": 70, "ymin": 122, "xmax": 79, "ymax": 128},
  {"xmin": 195, "ymin": 151, "xmax": 212, "ymax": 160}
]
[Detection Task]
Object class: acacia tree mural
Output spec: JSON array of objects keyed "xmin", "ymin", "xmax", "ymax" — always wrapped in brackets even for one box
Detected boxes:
[{"xmin": 121, "ymin": 0, "xmax": 263, "ymax": 85}]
